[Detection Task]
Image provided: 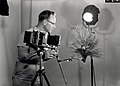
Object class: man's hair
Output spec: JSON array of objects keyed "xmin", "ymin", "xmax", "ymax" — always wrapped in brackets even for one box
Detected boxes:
[{"xmin": 38, "ymin": 10, "xmax": 55, "ymax": 22}]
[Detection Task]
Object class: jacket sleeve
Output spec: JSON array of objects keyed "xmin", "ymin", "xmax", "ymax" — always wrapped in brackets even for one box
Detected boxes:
[{"xmin": 18, "ymin": 46, "xmax": 39, "ymax": 63}]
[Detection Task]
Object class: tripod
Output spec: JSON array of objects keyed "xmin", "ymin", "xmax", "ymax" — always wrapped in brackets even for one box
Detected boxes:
[{"xmin": 31, "ymin": 50, "xmax": 51, "ymax": 86}]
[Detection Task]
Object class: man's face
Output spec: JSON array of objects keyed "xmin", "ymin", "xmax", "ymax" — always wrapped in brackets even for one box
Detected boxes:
[{"xmin": 44, "ymin": 14, "xmax": 56, "ymax": 33}]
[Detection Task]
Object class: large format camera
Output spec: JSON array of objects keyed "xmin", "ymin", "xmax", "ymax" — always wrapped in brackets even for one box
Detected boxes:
[{"xmin": 23, "ymin": 30, "xmax": 61, "ymax": 47}]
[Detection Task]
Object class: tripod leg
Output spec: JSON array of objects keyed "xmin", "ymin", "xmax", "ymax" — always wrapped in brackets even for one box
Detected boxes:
[
  {"xmin": 39, "ymin": 73, "xmax": 43, "ymax": 86},
  {"xmin": 31, "ymin": 73, "xmax": 39, "ymax": 86},
  {"xmin": 42, "ymin": 71, "xmax": 51, "ymax": 86}
]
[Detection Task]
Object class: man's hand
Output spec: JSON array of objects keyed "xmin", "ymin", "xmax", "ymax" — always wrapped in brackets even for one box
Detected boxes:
[
  {"xmin": 44, "ymin": 47, "xmax": 59, "ymax": 59},
  {"xmin": 48, "ymin": 49, "xmax": 58, "ymax": 58}
]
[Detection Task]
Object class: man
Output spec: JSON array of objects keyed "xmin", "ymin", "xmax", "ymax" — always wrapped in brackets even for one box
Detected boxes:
[{"xmin": 12, "ymin": 10, "xmax": 57, "ymax": 86}]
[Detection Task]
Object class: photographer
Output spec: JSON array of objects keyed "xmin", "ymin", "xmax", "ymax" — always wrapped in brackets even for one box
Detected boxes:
[{"xmin": 12, "ymin": 10, "xmax": 57, "ymax": 86}]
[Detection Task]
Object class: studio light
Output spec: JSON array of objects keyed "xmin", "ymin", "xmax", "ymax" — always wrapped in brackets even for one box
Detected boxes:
[{"xmin": 82, "ymin": 5, "xmax": 100, "ymax": 25}]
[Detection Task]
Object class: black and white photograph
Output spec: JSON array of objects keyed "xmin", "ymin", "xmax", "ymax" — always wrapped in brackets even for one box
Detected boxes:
[{"xmin": 0, "ymin": 0, "xmax": 120, "ymax": 86}]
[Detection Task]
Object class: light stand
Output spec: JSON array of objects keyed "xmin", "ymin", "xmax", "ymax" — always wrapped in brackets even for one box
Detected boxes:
[
  {"xmin": 87, "ymin": 24, "xmax": 96, "ymax": 86},
  {"xmin": 90, "ymin": 55, "xmax": 97, "ymax": 86},
  {"xmin": 91, "ymin": 56, "xmax": 94, "ymax": 86},
  {"xmin": 81, "ymin": 20, "xmax": 97, "ymax": 86},
  {"xmin": 56, "ymin": 55, "xmax": 68, "ymax": 86},
  {"xmin": 55, "ymin": 55, "xmax": 83, "ymax": 86},
  {"xmin": 88, "ymin": 23, "xmax": 97, "ymax": 86}
]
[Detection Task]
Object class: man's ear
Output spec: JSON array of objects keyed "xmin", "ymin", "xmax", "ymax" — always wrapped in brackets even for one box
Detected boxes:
[{"xmin": 43, "ymin": 20, "xmax": 47, "ymax": 25}]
